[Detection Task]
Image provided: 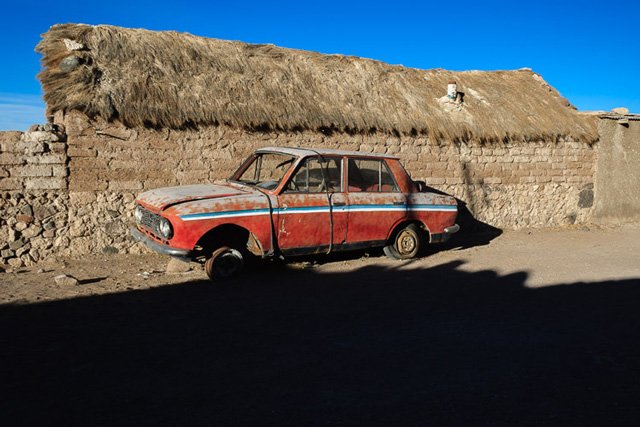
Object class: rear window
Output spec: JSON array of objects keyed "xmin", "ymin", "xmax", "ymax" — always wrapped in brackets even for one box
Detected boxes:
[{"xmin": 347, "ymin": 159, "xmax": 398, "ymax": 192}]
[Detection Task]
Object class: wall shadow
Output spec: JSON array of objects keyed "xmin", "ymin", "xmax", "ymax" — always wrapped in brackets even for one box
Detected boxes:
[{"xmin": 1, "ymin": 262, "xmax": 639, "ymax": 425}]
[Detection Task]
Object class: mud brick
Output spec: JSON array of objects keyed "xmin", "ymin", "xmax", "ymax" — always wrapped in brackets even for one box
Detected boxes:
[
  {"xmin": 17, "ymin": 165, "xmax": 52, "ymax": 177},
  {"xmin": 108, "ymin": 181, "xmax": 143, "ymax": 191},
  {"xmin": 24, "ymin": 178, "xmax": 66, "ymax": 190}
]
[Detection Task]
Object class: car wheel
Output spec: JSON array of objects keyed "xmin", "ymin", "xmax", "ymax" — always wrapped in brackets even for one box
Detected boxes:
[
  {"xmin": 204, "ymin": 246, "xmax": 244, "ymax": 281},
  {"xmin": 384, "ymin": 224, "xmax": 421, "ymax": 260}
]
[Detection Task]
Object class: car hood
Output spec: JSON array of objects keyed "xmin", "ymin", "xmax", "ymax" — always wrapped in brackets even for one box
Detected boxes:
[{"xmin": 136, "ymin": 183, "xmax": 253, "ymax": 210}]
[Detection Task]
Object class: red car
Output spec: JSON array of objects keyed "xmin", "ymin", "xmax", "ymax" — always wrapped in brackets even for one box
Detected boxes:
[{"xmin": 131, "ymin": 147, "xmax": 459, "ymax": 280}]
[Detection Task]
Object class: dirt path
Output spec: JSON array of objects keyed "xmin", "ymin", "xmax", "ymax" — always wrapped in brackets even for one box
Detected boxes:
[
  {"xmin": 1, "ymin": 225, "xmax": 640, "ymax": 425},
  {"xmin": 2, "ymin": 224, "xmax": 639, "ymax": 304}
]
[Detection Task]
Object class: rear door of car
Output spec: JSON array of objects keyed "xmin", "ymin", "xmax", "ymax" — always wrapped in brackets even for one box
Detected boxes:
[
  {"xmin": 345, "ymin": 158, "xmax": 407, "ymax": 245},
  {"xmin": 276, "ymin": 156, "xmax": 347, "ymax": 254}
]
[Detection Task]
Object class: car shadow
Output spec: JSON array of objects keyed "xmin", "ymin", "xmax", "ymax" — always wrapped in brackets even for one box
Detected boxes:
[
  {"xmin": 1, "ymin": 261, "xmax": 639, "ymax": 425},
  {"xmin": 442, "ymin": 197, "xmax": 503, "ymax": 251},
  {"xmin": 421, "ymin": 184, "xmax": 503, "ymax": 252}
]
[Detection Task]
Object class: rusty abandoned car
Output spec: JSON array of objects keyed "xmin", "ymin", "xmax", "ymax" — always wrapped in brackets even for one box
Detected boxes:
[{"xmin": 131, "ymin": 147, "xmax": 460, "ymax": 280}]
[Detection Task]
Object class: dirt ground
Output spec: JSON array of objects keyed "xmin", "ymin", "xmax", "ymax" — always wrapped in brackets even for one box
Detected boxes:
[
  {"xmin": 2, "ymin": 224, "xmax": 640, "ymax": 424},
  {"xmin": 2, "ymin": 224, "xmax": 639, "ymax": 304}
]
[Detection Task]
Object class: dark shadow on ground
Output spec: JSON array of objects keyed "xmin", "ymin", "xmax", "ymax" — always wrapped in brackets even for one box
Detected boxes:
[
  {"xmin": 78, "ymin": 277, "xmax": 109, "ymax": 285},
  {"xmin": 443, "ymin": 198, "xmax": 503, "ymax": 251},
  {"xmin": 2, "ymin": 262, "xmax": 639, "ymax": 425}
]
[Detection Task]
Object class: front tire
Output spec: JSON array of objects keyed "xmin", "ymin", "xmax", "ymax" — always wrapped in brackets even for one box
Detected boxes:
[
  {"xmin": 204, "ymin": 246, "xmax": 244, "ymax": 281},
  {"xmin": 384, "ymin": 224, "xmax": 421, "ymax": 260}
]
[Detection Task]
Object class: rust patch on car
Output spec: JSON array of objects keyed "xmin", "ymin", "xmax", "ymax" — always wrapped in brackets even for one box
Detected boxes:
[{"xmin": 247, "ymin": 232, "xmax": 263, "ymax": 256}]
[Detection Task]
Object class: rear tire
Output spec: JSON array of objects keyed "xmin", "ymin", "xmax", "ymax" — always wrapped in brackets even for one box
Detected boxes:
[
  {"xmin": 384, "ymin": 224, "xmax": 421, "ymax": 260},
  {"xmin": 204, "ymin": 246, "xmax": 244, "ymax": 281}
]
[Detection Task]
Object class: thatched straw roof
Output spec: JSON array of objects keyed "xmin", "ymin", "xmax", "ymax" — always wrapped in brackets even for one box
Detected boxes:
[{"xmin": 36, "ymin": 24, "xmax": 598, "ymax": 142}]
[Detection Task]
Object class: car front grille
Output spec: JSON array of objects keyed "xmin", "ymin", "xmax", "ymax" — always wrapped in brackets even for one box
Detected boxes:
[{"xmin": 139, "ymin": 206, "xmax": 161, "ymax": 235}]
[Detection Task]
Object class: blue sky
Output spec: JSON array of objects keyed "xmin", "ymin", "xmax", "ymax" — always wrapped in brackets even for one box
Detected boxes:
[{"xmin": 1, "ymin": 0, "xmax": 638, "ymax": 130}]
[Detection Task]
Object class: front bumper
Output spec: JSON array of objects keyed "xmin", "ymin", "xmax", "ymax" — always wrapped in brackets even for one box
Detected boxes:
[
  {"xmin": 430, "ymin": 223, "xmax": 460, "ymax": 244},
  {"xmin": 130, "ymin": 226, "xmax": 193, "ymax": 261}
]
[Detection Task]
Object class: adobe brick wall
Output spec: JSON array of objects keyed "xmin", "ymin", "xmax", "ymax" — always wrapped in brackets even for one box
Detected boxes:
[
  {"xmin": 0, "ymin": 110, "xmax": 599, "ymax": 266},
  {"xmin": 62, "ymin": 111, "xmax": 596, "ymax": 253},
  {"xmin": 593, "ymin": 118, "xmax": 640, "ymax": 223}
]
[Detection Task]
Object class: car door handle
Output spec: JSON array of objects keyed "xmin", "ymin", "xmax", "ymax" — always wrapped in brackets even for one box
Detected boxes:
[{"xmin": 333, "ymin": 202, "xmax": 346, "ymax": 206}]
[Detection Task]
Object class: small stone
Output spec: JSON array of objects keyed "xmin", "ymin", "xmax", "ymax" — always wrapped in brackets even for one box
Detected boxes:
[
  {"xmin": 33, "ymin": 204, "xmax": 56, "ymax": 220},
  {"xmin": 20, "ymin": 205, "xmax": 33, "ymax": 216},
  {"xmin": 22, "ymin": 225, "xmax": 42, "ymax": 239},
  {"xmin": 21, "ymin": 253, "xmax": 36, "ymax": 266},
  {"xmin": 14, "ymin": 222, "xmax": 28, "ymax": 231},
  {"xmin": 105, "ymin": 220, "xmax": 125, "ymax": 235},
  {"xmin": 1, "ymin": 249, "xmax": 14, "ymax": 258},
  {"xmin": 102, "ymin": 246, "xmax": 118, "ymax": 254},
  {"xmin": 43, "ymin": 229, "xmax": 55, "ymax": 238},
  {"xmin": 107, "ymin": 209, "xmax": 120, "ymax": 218},
  {"xmin": 28, "ymin": 124, "xmax": 41, "ymax": 132},
  {"xmin": 15, "ymin": 243, "xmax": 31, "ymax": 257},
  {"xmin": 63, "ymin": 38, "xmax": 84, "ymax": 51},
  {"xmin": 9, "ymin": 238, "xmax": 25, "ymax": 251},
  {"xmin": 37, "ymin": 268, "xmax": 45, "ymax": 274},
  {"xmin": 43, "ymin": 220, "xmax": 56, "ymax": 231},
  {"xmin": 7, "ymin": 258, "xmax": 23, "ymax": 268},
  {"xmin": 59, "ymin": 56, "xmax": 81, "ymax": 72},
  {"xmin": 54, "ymin": 274, "xmax": 79, "ymax": 286},
  {"xmin": 16, "ymin": 214, "xmax": 34, "ymax": 224},
  {"xmin": 7, "ymin": 228, "xmax": 18, "ymax": 242},
  {"xmin": 165, "ymin": 258, "xmax": 192, "ymax": 273}
]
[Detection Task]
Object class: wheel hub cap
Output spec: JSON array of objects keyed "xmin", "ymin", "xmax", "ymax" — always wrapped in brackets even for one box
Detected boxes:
[{"xmin": 398, "ymin": 231, "xmax": 416, "ymax": 254}]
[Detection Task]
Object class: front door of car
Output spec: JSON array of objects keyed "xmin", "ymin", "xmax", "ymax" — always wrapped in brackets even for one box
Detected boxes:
[
  {"xmin": 345, "ymin": 158, "xmax": 407, "ymax": 244},
  {"xmin": 276, "ymin": 157, "xmax": 347, "ymax": 254}
]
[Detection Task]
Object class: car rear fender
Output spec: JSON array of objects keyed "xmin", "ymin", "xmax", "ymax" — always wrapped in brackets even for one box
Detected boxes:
[{"xmin": 386, "ymin": 219, "xmax": 430, "ymax": 243}]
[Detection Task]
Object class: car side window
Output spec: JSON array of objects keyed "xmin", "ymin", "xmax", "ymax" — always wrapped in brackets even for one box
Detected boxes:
[
  {"xmin": 285, "ymin": 157, "xmax": 342, "ymax": 193},
  {"xmin": 348, "ymin": 159, "xmax": 399, "ymax": 192}
]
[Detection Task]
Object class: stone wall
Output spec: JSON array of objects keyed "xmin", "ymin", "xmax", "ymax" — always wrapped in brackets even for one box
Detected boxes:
[
  {"xmin": 1, "ymin": 110, "xmax": 599, "ymax": 265},
  {"xmin": 0, "ymin": 127, "xmax": 69, "ymax": 267}
]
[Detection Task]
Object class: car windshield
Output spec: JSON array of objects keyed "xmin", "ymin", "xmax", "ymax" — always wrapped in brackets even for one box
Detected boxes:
[{"xmin": 231, "ymin": 152, "xmax": 296, "ymax": 190}]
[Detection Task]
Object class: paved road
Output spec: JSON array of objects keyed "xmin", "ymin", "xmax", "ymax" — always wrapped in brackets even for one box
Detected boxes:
[{"xmin": 1, "ymin": 225, "xmax": 640, "ymax": 425}]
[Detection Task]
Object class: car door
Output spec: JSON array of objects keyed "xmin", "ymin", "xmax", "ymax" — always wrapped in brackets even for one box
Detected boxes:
[
  {"xmin": 276, "ymin": 156, "xmax": 347, "ymax": 254},
  {"xmin": 345, "ymin": 158, "xmax": 407, "ymax": 244}
]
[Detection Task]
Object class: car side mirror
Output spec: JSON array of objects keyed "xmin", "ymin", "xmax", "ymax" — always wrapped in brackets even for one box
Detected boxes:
[{"xmin": 414, "ymin": 180, "xmax": 427, "ymax": 192}]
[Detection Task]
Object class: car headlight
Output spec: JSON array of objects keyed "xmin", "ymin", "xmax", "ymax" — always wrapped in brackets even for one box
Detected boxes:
[
  {"xmin": 158, "ymin": 217, "xmax": 173, "ymax": 239},
  {"xmin": 134, "ymin": 205, "xmax": 143, "ymax": 223}
]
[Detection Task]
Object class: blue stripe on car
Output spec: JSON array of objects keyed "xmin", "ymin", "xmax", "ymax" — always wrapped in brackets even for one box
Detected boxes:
[{"xmin": 179, "ymin": 203, "xmax": 456, "ymax": 221}]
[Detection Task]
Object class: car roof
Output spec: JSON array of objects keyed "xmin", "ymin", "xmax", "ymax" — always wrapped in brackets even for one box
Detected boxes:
[{"xmin": 256, "ymin": 146, "xmax": 399, "ymax": 160}]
